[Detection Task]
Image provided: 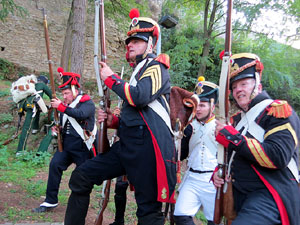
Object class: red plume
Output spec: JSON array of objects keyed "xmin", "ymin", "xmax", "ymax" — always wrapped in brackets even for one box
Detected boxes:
[
  {"xmin": 129, "ymin": 8, "xmax": 140, "ymax": 19},
  {"xmin": 256, "ymin": 60, "xmax": 264, "ymax": 73},
  {"xmin": 57, "ymin": 67, "xmax": 64, "ymax": 73},
  {"xmin": 219, "ymin": 50, "xmax": 225, "ymax": 60}
]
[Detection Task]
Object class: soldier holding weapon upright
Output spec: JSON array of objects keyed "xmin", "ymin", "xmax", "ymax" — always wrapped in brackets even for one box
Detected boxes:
[
  {"xmin": 213, "ymin": 53, "xmax": 300, "ymax": 225},
  {"xmin": 33, "ymin": 68, "xmax": 97, "ymax": 213},
  {"xmin": 64, "ymin": 8, "xmax": 177, "ymax": 225}
]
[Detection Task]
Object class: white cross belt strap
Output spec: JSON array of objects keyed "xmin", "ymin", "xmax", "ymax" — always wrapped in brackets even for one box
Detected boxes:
[
  {"xmin": 129, "ymin": 58, "xmax": 173, "ymax": 135},
  {"xmin": 148, "ymin": 100, "xmax": 174, "ymax": 135},
  {"xmin": 62, "ymin": 95, "xmax": 97, "ymax": 150},
  {"xmin": 235, "ymin": 99, "xmax": 273, "ymax": 141},
  {"xmin": 235, "ymin": 98, "xmax": 299, "ymax": 182}
]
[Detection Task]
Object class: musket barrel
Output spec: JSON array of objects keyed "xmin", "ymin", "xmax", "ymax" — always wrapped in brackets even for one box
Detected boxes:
[
  {"xmin": 94, "ymin": 1, "xmax": 111, "ymax": 224},
  {"xmin": 214, "ymin": 0, "xmax": 233, "ymax": 223},
  {"xmin": 39, "ymin": 6, "xmax": 63, "ymax": 152}
]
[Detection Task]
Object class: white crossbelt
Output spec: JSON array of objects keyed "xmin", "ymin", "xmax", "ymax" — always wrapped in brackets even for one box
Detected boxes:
[
  {"xmin": 62, "ymin": 95, "xmax": 97, "ymax": 150},
  {"xmin": 235, "ymin": 99, "xmax": 299, "ymax": 182},
  {"xmin": 129, "ymin": 58, "xmax": 174, "ymax": 135}
]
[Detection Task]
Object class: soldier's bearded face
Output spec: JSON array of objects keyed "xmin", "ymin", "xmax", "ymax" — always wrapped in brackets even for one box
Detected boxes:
[
  {"xmin": 195, "ymin": 102, "xmax": 212, "ymax": 122},
  {"xmin": 62, "ymin": 89, "xmax": 77, "ymax": 104},
  {"xmin": 232, "ymin": 78, "xmax": 256, "ymax": 111},
  {"xmin": 127, "ymin": 38, "xmax": 148, "ymax": 60}
]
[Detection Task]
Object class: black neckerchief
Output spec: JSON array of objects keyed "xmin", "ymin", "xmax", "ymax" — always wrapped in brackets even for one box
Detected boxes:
[{"xmin": 135, "ymin": 53, "xmax": 156, "ymax": 66}]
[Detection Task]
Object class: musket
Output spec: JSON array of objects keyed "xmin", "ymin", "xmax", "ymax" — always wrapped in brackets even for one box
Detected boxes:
[
  {"xmin": 94, "ymin": 1, "xmax": 111, "ymax": 224},
  {"xmin": 109, "ymin": 66, "xmax": 123, "ymax": 146},
  {"xmin": 35, "ymin": 0, "xmax": 63, "ymax": 152},
  {"xmin": 213, "ymin": 0, "xmax": 232, "ymax": 224},
  {"xmin": 163, "ymin": 118, "xmax": 182, "ymax": 225}
]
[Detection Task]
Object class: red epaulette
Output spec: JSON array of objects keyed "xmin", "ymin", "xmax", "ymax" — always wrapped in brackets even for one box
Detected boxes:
[
  {"xmin": 155, "ymin": 53, "xmax": 170, "ymax": 69},
  {"xmin": 266, "ymin": 100, "xmax": 292, "ymax": 118},
  {"xmin": 79, "ymin": 94, "xmax": 91, "ymax": 102}
]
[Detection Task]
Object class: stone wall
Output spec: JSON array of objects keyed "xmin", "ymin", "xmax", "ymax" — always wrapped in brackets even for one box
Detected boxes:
[{"xmin": 0, "ymin": 0, "xmax": 127, "ymax": 79}]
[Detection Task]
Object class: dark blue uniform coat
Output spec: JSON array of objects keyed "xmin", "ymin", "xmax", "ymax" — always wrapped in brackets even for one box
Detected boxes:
[{"xmin": 216, "ymin": 91, "xmax": 300, "ymax": 225}]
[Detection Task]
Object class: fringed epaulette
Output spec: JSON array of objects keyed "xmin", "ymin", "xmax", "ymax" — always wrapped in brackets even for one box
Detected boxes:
[
  {"xmin": 266, "ymin": 100, "xmax": 292, "ymax": 118},
  {"xmin": 155, "ymin": 53, "xmax": 170, "ymax": 69}
]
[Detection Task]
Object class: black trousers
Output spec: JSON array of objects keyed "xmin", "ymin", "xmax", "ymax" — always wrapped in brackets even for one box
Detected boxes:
[
  {"xmin": 232, "ymin": 187, "xmax": 281, "ymax": 225},
  {"xmin": 113, "ymin": 176, "xmax": 129, "ymax": 223},
  {"xmin": 45, "ymin": 135, "xmax": 90, "ymax": 204},
  {"xmin": 64, "ymin": 124, "xmax": 163, "ymax": 225}
]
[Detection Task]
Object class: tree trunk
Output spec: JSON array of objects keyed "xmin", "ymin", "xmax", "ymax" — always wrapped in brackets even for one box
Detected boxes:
[
  {"xmin": 60, "ymin": 0, "xmax": 86, "ymax": 83},
  {"xmin": 71, "ymin": 0, "xmax": 86, "ymax": 78},
  {"xmin": 199, "ymin": 39, "xmax": 211, "ymax": 76},
  {"xmin": 60, "ymin": 3, "xmax": 73, "ymax": 72},
  {"xmin": 198, "ymin": 0, "xmax": 218, "ymax": 77}
]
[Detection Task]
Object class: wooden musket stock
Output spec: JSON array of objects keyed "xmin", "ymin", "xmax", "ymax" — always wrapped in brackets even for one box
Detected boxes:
[{"xmin": 213, "ymin": 0, "xmax": 232, "ymax": 224}]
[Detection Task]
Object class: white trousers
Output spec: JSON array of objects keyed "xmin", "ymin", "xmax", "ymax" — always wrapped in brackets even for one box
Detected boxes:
[{"xmin": 174, "ymin": 171, "xmax": 216, "ymax": 221}]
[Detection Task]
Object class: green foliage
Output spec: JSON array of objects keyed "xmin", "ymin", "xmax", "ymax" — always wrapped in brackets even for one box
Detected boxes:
[
  {"xmin": 0, "ymin": 58, "xmax": 15, "ymax": 79},
  {"xmin": 232, "ymin": 33, "xmax": 300, "ymax": 112},
  {"xmin": 0, "ymin": 87, "xmax": 10, "ymax": 97},
  {"xmin": 195, "ymin": 210, "xmax": 207, "ymax": 223},
  {"xmin": 0, "ymin": 145, "xmax": 10, "ymax": 167},
  {"xmin": 0, "ymin": 0, "xmax": 28, "ymax": 22},
  {"xmin": 0, "ymin": 112, "xmax": 13, "ymax": 124},
  {"xmin": 87, "ymin": 0, "xmax": 151, "ymax": 32},
  {"xmin": 163, "ymin": 18, "xmax": 223, "ymax": 89},
  {"xmin": 163, "ymin": 27, "xmax": 203, "ymax": 89},
  {"xmin": 18, "ymin": 151, "xmax": 51, "ymax": 167}
]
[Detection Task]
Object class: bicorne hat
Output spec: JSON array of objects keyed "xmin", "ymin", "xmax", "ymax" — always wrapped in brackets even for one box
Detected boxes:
[
  {"xmin": 57, "ymin": 67, "xmax": 81, "ymax": 90},
  {"xmin": 125, "ymin": 8, "xmax": 160, "ymax": 48},
  {"xmin": 229, "ymin": 53, "xmax": 264, "ymax": 89},
  {"xmin": 194, "ymin": 76, "xmax": 219, "ymax": 104}
]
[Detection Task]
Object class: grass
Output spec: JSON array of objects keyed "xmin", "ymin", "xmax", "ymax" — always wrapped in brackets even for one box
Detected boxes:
[
  {"xmin": 0, "ymin": 76, "xmax": 208, "ymax": 224},
  {"xmin": 0, "ymin": 144, "xmax": 53, "ymax": 222}
]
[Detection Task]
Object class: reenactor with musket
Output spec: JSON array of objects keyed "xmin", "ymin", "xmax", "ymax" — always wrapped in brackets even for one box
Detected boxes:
[
  {"xmin": 64, "ymin": 8, "xmax": 176, "ymax": 225},
  {"xmin": 213, "ymin": 53, "xmax": 300, "ymax": 225},
  {"xmin": 33, "ymin": 68, "xmax": 97, "ymax": 213}
]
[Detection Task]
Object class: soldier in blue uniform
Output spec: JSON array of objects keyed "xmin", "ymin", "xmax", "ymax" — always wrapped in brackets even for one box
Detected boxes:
[
  {"xmin": 213, "ymin": 53, "xmax": 300, "ymax": 225},
  {"xmin": 64, "ymin": 8, "xmax": 176, "ymax": 225},
  {"xmin": 33, "ymin": 68, "xmax": 97, "ymax": 213}
]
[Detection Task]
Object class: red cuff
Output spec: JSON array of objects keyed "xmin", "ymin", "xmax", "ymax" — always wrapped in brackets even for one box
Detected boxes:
[
  {"xmin": 57, "ymin": 103, "xmax": 67, "ymax": 113},
  {"xmin": 104, "ymin": 74, "xmax": 121, "ymax": 89},
  {"xmin": 109, "ymin": 114, "xmax": 119, "ymax": 129},
  {"xmin": 216, "ymin": 125, "xmax": 239, "ymax": 148},
  {"xmin": 224, "ymin": 125, "xmax": 239, "ymax": 135}
]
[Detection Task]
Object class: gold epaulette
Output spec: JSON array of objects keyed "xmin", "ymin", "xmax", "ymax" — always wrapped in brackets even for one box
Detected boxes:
[{"xmin": 267, "ymin": 100, "xmax": 292, "ymax": 118}]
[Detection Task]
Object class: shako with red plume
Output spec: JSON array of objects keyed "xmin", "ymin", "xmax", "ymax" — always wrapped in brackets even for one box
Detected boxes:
[
  {"xmin": 57, "ymin": 67, "xmax": 81, "ymax": 90},
  {"xmin": 126, "ymin": 8, "xmax": 160, "ymax": 48}
]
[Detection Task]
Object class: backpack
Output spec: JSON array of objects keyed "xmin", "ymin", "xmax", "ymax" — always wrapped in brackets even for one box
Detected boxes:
[{"xmin": 11, "ymin": 75, "xmax": 37, "ymax": 103}]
